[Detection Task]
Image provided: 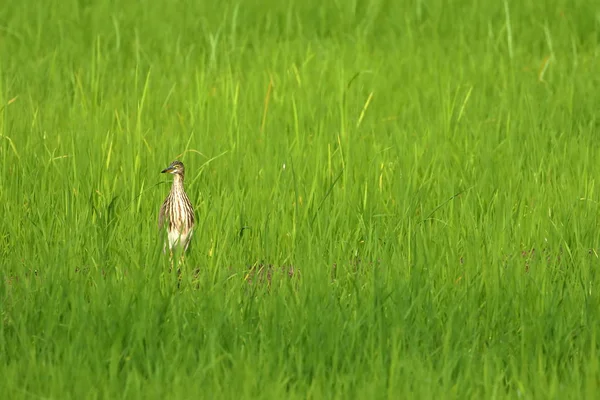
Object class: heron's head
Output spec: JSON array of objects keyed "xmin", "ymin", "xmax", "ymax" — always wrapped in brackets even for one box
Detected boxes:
[{"xmin": 161, "ymin": 160, "xmax": 185, "ymax": 176}]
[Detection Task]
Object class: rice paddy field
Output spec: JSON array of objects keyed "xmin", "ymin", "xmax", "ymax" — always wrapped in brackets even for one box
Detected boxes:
[{"xmin": 1, "ymin": 0, "xmax": 599, "ymax": 398}]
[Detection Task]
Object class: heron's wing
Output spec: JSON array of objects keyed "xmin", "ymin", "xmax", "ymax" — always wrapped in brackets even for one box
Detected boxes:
[{"xmin": 158, "ymin": 201, "xmax": 168, "ymax": 230}]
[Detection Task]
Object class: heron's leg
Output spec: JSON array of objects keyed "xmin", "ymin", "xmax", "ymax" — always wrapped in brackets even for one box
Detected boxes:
[
  {"xmin": 176, "ymin": 252, "xmax": 186, "ymax": 287},
  {"xmin": 169, "ymin": 248, "xmax": 175, "ymax": 272},
  {"xmin": 176, "ymin": 259, "xmax": 183, "ymax": 288}
]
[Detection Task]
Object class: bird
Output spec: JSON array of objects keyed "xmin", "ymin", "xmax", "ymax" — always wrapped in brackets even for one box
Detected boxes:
[{"xmin": 158, "ymin": 160, "xmax": 195, "ymax": 267}]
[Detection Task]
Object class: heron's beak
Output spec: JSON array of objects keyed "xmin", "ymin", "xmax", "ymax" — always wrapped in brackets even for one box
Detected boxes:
[{"xmin": 161, "ymin": 166, "xmax": 175, "ymax": 174}]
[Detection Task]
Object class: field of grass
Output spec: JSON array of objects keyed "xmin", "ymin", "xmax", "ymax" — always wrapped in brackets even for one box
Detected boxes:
[{"xmin": 1, "ymin": 0, "xmax": 599, "ymax": 398}]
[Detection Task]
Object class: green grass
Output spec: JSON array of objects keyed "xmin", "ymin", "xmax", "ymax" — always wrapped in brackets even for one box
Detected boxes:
[{"xmin": 1, "ymin": 0, "xmax": 599, "ymax": 398}]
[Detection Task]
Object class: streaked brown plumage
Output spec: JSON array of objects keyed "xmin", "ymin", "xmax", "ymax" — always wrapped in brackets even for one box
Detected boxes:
[{"xmin": 158, "ymin": 160, "xmax": 195, "ymax": 259}]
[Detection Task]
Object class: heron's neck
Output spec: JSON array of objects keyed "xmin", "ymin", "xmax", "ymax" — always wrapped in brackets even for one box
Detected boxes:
[{"xmin": 171, "ymin": 174, "xmax": 185, "ymax": 192}]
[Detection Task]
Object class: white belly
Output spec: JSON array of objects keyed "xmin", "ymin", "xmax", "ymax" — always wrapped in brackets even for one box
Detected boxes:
[{"xmin": 167, "ymin": 228, "xmax": 193, "ymax": 251}]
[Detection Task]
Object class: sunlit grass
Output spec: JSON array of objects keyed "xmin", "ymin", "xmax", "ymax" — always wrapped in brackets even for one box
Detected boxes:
[{"xmin": 1, "ymin": 0, "xmax": 599, "ymax": 398}]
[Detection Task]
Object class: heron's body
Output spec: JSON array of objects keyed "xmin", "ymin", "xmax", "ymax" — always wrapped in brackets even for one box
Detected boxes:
[{"xmin": 158, "ymin": 161, "xmax": 195, "ymax": 258}]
